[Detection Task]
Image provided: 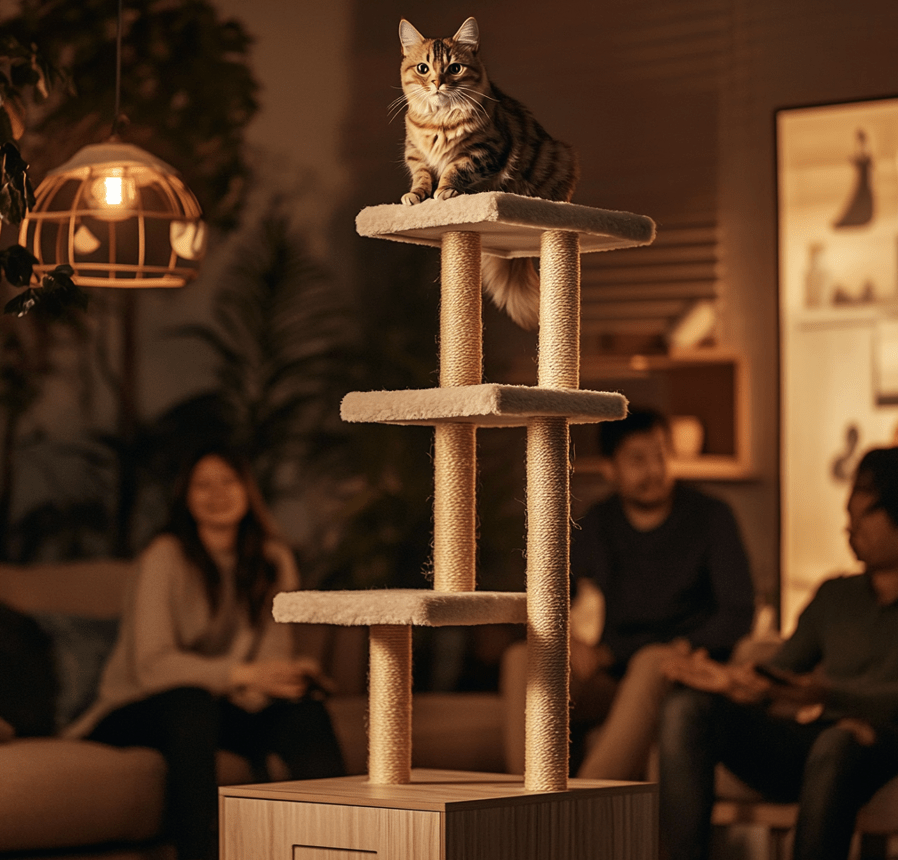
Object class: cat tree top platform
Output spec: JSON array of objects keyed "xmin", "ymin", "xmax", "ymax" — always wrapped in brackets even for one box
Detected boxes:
[
  {"xmin": 356, "ymin": 191, "xmax": 655, "ymax": 258},
  {"xmin": 273, "ymin": 589, "xmax": 526, "ymax": 627},
  {"xmin": 341, "ymin": 384, "xmax": 627, "ymax": 427}
]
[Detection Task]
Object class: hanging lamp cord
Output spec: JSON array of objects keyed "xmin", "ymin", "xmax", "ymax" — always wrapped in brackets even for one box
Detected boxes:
[{"xmin": 111, "ymin": 0, "xmax": 123, "ymax": 138}]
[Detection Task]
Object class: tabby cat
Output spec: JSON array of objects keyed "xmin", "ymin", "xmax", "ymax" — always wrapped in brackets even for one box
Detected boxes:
[{"xmin": 397, "ymin": 17, "xmax": 579, "ymax": 329}]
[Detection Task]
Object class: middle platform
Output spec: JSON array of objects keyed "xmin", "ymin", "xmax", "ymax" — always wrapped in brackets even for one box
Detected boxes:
[
  {"xmin": 274, "ymin": 588, "xmax": 526, "ymax": 627},
  {"xmin": 341, "ymin": 383, "xmax": 627, "ymax": 427}
]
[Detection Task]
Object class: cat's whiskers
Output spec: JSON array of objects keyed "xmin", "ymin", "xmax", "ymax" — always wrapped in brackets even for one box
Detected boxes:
[
  {"xmin": 403, "ymin": 85, "xmax": 435, "ymax": 118},
  {"xmin": 451, "ymin": 88, "xmax": 490, "ymax": 122},
  {"xmin": 445, "ymin": 90, "xmax": 475, "ymax": 117},
  {"xmin": 456, "ymin": 85, "xmax": 497, "ymax": 104},
  {"xmin": 388, "ymin": 93, "xmax": 410, "ymax": 122}
]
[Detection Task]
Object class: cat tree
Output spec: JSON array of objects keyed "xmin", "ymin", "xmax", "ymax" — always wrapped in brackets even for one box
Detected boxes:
[{"xmin": 220, "ymin": 191, "xmax": 658, "ymax": 860}]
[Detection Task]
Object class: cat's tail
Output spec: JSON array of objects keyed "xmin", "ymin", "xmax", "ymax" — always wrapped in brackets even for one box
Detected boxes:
[{"xmin": 481, "ymin": 255, "xmax": 540, "ymax": 330}]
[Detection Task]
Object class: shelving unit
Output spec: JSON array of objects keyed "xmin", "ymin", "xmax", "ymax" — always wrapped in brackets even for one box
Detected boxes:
[{"xmin": 572, "ymin": 348, "xmax": 751, "ymax": 481}]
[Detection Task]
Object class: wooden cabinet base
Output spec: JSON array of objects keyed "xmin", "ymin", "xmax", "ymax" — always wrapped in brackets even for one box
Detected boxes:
[{"xmin": 220, "ymin": 769, "xmax": 657, "ymax": 860}]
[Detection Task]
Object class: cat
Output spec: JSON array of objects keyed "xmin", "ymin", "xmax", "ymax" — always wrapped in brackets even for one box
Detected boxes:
[{"xmin": 397, "ymin": 17, "xmax": 579, "ymax": 330}]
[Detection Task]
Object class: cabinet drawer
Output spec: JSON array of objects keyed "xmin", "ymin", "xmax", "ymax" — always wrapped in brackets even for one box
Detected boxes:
[{"xmin": 221, "ymin": 795, "xmax": 441, "ymax": 860}]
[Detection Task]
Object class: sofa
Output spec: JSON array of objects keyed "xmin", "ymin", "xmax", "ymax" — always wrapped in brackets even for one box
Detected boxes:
[{"xmin": 0, "ymin": 559, "xmax": 506, "ymax": 860}]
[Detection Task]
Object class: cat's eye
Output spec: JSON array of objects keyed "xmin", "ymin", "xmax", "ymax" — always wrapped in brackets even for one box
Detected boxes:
[
  {"xmin": 448, "ymin": 63, "xmax": 463, "ymax": 75},
  {"xmin": 416, "ymin": 63, "xmax": 429, "ymax": 75}
]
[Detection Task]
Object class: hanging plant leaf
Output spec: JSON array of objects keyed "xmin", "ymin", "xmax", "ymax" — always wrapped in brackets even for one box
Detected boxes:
[
  {"xmin": 43, "ymin": 263, "xmax": 74, "ymax": 282},
  {"xmin": 0, "ymin": 244, "xmax": 37, "ymax": 287},
  {"xmin": 2, "ymin": 265, "xmax": 88, "ymax": 320},
  {"xmin": 41, "ymin": 265, "xmax": 88, "ymax": 315},
  {"xmin": 0, "ymin": 141, "xmax": 34, "ymax": 224},
  {"xmin": 0, "ymin": 181, "xmax": 24, "ymax": 223},
  {"xmin": 1, "ymin": 141, "xmax": 28, "ymax": 180},
  {"xmin": 3, "ymin": 288, "xmax": 38, "ymax": 318}
]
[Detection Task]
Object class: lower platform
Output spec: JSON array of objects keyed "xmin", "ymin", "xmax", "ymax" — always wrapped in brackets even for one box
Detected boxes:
[{"xmin": 219, "ymin": 769, "xmax": 657, "ymax": 860}]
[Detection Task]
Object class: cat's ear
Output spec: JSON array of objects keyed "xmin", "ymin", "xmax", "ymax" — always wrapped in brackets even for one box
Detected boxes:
[
  {"xmin": 452, "ymin": 17, "xmax": 479, "ymax": 49},
  {"xmin": 399, "ymin": 19, "xmax": 425, "ymax": 55}
]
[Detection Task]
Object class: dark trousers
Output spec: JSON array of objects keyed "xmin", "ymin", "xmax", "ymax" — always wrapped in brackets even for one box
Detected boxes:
[
  {"xmin": 658, "ymin": 686, "xmax": 898, "ymax": 860},
  {"xmin": 88, "ymin": 687, "xmax": 346, "ymax": 860}
]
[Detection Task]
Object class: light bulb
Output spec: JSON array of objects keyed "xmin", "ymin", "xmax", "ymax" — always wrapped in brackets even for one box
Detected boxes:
[
  {"xmin": 89, "ymin": 168, "xmax": 137, "ymax": 220},
  {"xmin": 103, "ymin": 175, "xmax": 124, "ymax": 205}
]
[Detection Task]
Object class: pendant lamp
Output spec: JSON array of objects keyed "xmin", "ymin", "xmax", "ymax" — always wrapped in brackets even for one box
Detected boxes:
[
  {"xmin": 18, "ymin": 141, "xmax": 206, "ymax": 287},
  {"xmin": 17, "ymin": 1, "xmax": 207, "ymax": 288}
]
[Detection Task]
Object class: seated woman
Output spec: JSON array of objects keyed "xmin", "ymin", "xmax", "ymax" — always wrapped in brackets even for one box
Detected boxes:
[{"xmin": 67, "ymin": 445, "xmax": 345, "ymax": 860}]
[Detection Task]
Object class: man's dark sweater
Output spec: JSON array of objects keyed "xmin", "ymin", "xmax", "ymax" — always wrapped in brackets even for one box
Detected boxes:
[
  {"xmin": 571, "ymin": 483, "xmax": 755, "ymax": 673},
  {"xmin": 770, "ymin": 573, "xmax": 898, "ymax": 724}
]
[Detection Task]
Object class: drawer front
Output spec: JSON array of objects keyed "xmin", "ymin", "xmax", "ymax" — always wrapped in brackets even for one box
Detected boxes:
[{"xmin": 221, "ymin": 796, "xmax": 442, "ymax": 860}]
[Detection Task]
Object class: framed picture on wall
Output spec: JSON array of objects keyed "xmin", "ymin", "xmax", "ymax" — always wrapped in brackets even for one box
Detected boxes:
[{"xmin": 778, "ymin": 95, "xmax": 898, "ymax": 632}]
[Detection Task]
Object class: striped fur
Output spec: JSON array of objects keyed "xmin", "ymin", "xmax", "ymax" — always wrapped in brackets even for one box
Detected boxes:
[{"xmin": 397, "ymin": 17, "xmax": 579, "ymax": 329}]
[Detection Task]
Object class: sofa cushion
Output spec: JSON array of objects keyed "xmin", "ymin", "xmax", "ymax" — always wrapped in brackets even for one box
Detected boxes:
[
  {"xmin": 0, "ymin": 560, "xmax": 134, "ymax": 619},
  {"xmin": 33, "ymin": 612, "xmax": 120, "ymax": 730},
  {"xmin": 0, "ymin": 738, "xmax": 166, "ymax": 852},
  {"xmin": 0, "ymin": 601, "xmax": 58, "ymax": 737}
]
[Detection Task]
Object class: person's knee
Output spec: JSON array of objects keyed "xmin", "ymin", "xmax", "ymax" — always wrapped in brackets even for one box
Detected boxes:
[
  {"xmin": 805, "ymin": 725, "xmax": 864, "ymax": 781},
  {"xmin": 153, "ymin": 687, "xmax": 217, "ymax": 741},
  {"xmin": 659, "ymin": 688, "xmax": 714, "ymax": 748},
  {"xmin": 291, "ymin": 697, "xmax": 333, "ymax": 729},
  {"xmin": 156, "ymin": 686, "xmax": 216, "ymax": 711}
]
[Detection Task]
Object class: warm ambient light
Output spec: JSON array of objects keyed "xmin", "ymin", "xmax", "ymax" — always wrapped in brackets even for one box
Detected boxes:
[
  {"xmin": 96, "ymin": 170, "xmax": 135, "ymax": 208},
  {"xmin": 87, "ymin": 167, "xmax": 138, "ymax": 220},
  {"xmin": 18, "ymin": 141, "xmax": 207, "ymax": 288}
]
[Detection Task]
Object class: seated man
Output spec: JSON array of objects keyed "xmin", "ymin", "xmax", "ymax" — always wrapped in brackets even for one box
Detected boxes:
[
  {"xmin": 570, "ymin": 407, "xmax": 755, "ymax": 779},
  {"xmin": 660, "ymin": 446, "xmax": 898, "ymax": 860}
]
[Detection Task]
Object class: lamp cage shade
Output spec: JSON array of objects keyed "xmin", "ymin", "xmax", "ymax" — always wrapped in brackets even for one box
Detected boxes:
[{"xmin": 18, "ymin": 142, "xmax": 207, "ymax": 288}]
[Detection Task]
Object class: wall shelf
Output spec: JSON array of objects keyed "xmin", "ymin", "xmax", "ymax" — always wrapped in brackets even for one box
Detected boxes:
[{"xmin": 572, "ymin": 348, "xmax": 752, "ymax": 482}]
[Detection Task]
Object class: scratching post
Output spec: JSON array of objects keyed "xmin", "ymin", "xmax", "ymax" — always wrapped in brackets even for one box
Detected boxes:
[
  {"xmin": 434, "ymin": 230, "xmax": 481, "ymax": 593},
  {"xmin": 369, "ymin": 231, "xmax": 482, "ymax": 781},
  {"xmin": 368, "ymin": 624, "xmax": 412, "ymax": 784},
  {"xmin": 231, "ymin": 192, "xmax": 658, "ymax": 860},
  {"xmin": 524, "ymin": 228, "xmax": 581, "ymax": 792},
  {"xmin": 439, "ymin": 230, "xmax": 482, "ymax": 387},
  {"xmin": 433, "ymin": 423, "xmax": 477, "ymax": 592},
  {"xmin": 538, "ymin": 230, "xmax": 581, "ymax": 390},
  {"xmin": 525, "ymin": 415, "xmax": 572, "ymax": 791}
]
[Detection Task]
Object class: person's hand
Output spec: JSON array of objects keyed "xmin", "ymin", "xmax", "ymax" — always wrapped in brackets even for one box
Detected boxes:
[
  {"xmin": 664, "ymin": 649, "xmax": 769, "ymax": 704},
  {"xmin": 669, "ymin": 637, "xmax": 693, "ymax": 657},
  {"xmin": 664, "ymin": 648, "xmax": 729, "ymax": 692},
  {"xmin": 231, "ymin": 658, "xmax": 331, "ymax": 701},
  {"xmin": 727, "ymin": 662, "xmax": 772, "ymax": 704},
  {"xmin": 836, "ymin": 717, "xmax": 877, "ymax": 746},
  {"xmin": 292, "ymin": 656, "xmax": 337, "ymax": 697},
  {"xmin": 761, "ymin": 666, "xmax": 828, "ymax": 722}
]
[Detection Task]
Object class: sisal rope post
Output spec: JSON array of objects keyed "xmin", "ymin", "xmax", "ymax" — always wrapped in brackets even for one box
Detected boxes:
[
  {"xmin": 439, "ymin": 231, "xmax": 483, "ymax": 389},
  {"xmin": 434, "ymin": 230, "xmax": 481, "ymax": 593},
  {"xmin": 433, "ymin": 423, "xmax": 477, "ymax": 591},
  {"xmin": 367, "ymin": 234, "xmax": 481, "ymax": 785},
  {"xmin": 537, "ymin": 231, "xmax": 581, "ymax": 391},
  {"xmin": 524, "ymin": 416, "xmax": 572, "ymax": 792},
  {"xmin": 524, "ymin": 229, "xmax": 580, "ymax": 792},
  {"xmin": 368, "ymin": 624, "xmax": 412, "ymax": 784}
]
